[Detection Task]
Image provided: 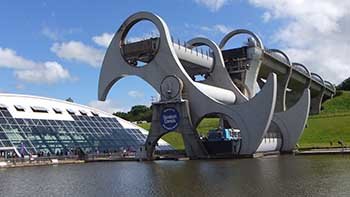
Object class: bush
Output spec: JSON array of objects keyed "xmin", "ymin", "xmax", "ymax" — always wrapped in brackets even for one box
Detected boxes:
[
  {"xmin": 337, "ymin": 77, "xmax": 350, "ymax": 91},
  {"xmin": 113, "ymin": 105, "xmax": 152, "ymax": 122}
]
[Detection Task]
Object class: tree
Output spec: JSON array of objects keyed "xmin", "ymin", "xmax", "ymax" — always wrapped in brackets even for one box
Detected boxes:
[
  {"xmin": 66, "ymin": 97, "xmax": 74, "ymax": 102},
  {"xmin": 130, "ymin": 105, "xmax": 149, "ymax": 116},
  {"xmin": 113, "ymin": 112, "xmax": 128, "ymax": 120},
  {"xmin": 113, "ymin": 105, "xmax": 152, "ymax": 122},
  {"xmin": 337, "ymin": 77, "xmax": 350, "ymax": 91}
]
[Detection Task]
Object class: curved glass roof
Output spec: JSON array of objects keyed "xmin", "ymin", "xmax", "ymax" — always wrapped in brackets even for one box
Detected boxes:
[{"xmin": 0, "ymin": 94, "xmax": 172, "ymax": 156}]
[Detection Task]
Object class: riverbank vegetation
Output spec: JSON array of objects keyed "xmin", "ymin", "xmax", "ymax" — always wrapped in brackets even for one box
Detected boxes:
[
  {"xmin": 139, "ymin": 91, "xmax": 350, "ymax": 150},
  {"xmin": 114, "ymin": 105, "xmax": 152, "ymax": 122}
]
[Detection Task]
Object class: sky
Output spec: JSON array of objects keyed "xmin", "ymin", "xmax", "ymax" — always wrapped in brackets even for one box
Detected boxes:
[{"xmin": 0, "ymin": 0, "xmax": 349, "ymax": 113}]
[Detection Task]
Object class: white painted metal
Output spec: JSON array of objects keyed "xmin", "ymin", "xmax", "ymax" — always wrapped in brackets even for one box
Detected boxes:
[{"xmin": 99, "ymin": 11, "xmax": 277, "ymax": 156}]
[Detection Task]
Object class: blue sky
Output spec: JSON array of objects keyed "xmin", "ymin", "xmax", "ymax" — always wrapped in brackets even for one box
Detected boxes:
[{"xmin": 1, "ymin": 0, "xmax": 349, "ymax": 112}]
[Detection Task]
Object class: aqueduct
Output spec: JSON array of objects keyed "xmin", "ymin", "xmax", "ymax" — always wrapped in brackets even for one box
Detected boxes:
[{"xmin": 98, "ymin": 12, "xmax": 336, "ymax": 159}]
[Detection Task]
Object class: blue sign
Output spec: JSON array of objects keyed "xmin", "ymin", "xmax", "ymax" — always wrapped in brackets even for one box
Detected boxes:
[{"xmin": 160, "ymin": 107, "xmax": 180, "ymax": 131}]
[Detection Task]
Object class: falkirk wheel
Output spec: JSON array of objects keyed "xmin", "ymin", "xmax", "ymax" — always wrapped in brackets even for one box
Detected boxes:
[{"xmin": 98, "ymin": 12, "xmax": 336, "ymax": 160}]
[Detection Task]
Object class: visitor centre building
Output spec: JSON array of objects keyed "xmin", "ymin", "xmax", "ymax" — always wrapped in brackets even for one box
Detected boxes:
[{"xmin": 0, "ymin": 93, "xmax": 171, "ymax": 157}]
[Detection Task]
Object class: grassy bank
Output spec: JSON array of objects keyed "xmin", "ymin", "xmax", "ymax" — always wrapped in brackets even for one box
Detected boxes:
[
  {"xmin": 299, "ymin": 91, "xmax": 350, "ymax": 148},
  {"xmin": 299, "ymin": 115, "xmax": 350, "ymax": 148},
  {"xmin": 139, "ymin": 119, "xmax": 220, "ymax": 149},
  {"xmin": 139, "ymin": 91, "xmax": 350, "ymax": 149}
]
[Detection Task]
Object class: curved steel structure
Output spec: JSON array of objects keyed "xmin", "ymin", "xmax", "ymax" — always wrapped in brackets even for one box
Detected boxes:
[
  {"xmin": 98, "ymin": 12, "xmax": 335, "ymax": 158},
  {"xmin": 219, "ymin": 30, "xmax": 310, "ymax": 152},
  {"xmin": 219, "ymin": 29, "xmax": 265, "ymax": 49},
  {"xmin": 267, "ymin": 49, "xmax": 291, "ymax": 65}
]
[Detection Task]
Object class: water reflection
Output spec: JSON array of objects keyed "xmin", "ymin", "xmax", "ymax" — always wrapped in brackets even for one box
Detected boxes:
[{"xmin": 1, "ymin": 155, "xmax": 350, "ymax": 197}]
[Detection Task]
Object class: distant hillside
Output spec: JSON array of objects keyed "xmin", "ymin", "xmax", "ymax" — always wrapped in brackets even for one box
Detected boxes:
[{"xmin": 319, "ymin": 91, "xmax": 350, "ymax": 114}]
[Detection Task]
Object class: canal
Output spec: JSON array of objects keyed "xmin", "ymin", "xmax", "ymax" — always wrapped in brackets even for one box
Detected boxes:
[{"xmin": 1, "ymin": 155, "xmax": 350, "ymax": 197}]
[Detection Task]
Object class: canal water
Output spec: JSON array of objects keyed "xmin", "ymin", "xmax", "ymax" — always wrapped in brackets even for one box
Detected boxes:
[{"xmin": 1, "ymin": 155, "xmax": 350, "ymax": 197}]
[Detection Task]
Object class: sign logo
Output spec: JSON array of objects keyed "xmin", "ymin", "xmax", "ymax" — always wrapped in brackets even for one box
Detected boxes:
[{"xmin": 160, "ymin": 107, "xmax": 180, "ymax": 131}]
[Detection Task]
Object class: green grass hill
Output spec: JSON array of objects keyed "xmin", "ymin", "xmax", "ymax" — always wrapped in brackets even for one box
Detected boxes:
[
  {"xmin": 139, "ymin": 91, "xmax": 350, "ymax": 149},
  {"xmin": 299, "ymin": 91, "xmax": 350, "ymax": 148}
]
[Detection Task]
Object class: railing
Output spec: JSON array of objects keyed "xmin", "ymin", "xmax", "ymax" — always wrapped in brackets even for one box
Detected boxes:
[
  {"xmin": 122, "ymin": 36, "xmax": 213, "ymax": 62},
  {"xmin": 292, "ymin": 62, "xmax": 311, "ymax": 77},
  {"xmin": 311, "ymin": 73, "xmax": 325, "ymax": 86},
  {"xmin": 266, "ymin": 49, "xmax": 291, "ymax": 65},
  {"xmin": 324, "ymin": 81, "xmax": 336, "ymax": 93},
  {"xmin": 0, "ymin": 152, "xmax": 137, "ymax": 163},
  {"xmin": 171, "ymin": 37, "xmax": 213, "ymax": 60},
  {"xmin": 0, "ymin": 155, "xmax": 80, "ymax": 165}
]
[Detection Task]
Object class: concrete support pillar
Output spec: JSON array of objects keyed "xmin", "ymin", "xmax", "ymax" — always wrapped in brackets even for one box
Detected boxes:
[
  {"xmin": 286, "ymin": 63, "xmax": 312, "ymax": 109},
  {"xmin": 145, "ymin": 100, "xmax": 208, "ymax": 160},
  {"xmin": 310, "ymin": 89, "xmax": 325, "ymax": 115},
  {"xmin": 310, "ymin": 73, "xmax": 326, "ymax": 115},
  {"xmin": 275, "ymin": 67, "xmax": 292, "ymax": 112},
  {"xmin": 244, "ymin": 47, "xmax": 263, "ymax": 98}
]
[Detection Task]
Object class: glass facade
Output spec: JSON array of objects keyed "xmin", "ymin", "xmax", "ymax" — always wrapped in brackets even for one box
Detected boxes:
[{"xmin": 0, "ymin": 107, "xmax": 169, "ymax": 156}]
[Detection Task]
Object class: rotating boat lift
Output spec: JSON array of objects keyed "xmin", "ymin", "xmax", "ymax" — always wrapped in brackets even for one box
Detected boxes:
[{"xmin": 98, "ymin": 12, "xmax": 336, "ymax": 159}]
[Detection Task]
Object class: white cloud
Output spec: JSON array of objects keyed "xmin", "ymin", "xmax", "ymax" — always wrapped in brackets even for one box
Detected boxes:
[
  {"xmin": 213, "ymin": 24, "xmax": 233, "ymax": 34},
  {"xmin": 15, "ymin": 84, "xmax": 25, "ymax": 90},
  {"xmin": 92, "ymin": 29, "xmax": 159, "ymax": 48},
  {"xmin": 42, "ymin": 27, "xmax": 81, "ymax": 41},
  {"xmin": 126, "ymin": 31, "xmax": 160, "ymax": 43},
  {"xmin": 0, "ymin": 47, "xmax": 72, "ymax": 84},
  {"xmin": 92, "ymin": 32, "xmax": 156, "ymax": 47},
  {"xmin": 15, "ymin": 61, "xmax": 71, "ymax": 84},
  {"xmin": 92, "ymin": 33, "xmax": 114, "ymax": 47},
  {"xmin": 88, "ymin": 99, "xmax": 126, "ymax": 113},
  {"xmin": 127, "ymin": 36, "xmax": 145, "ymax": 43},
  {"xmin": 42, "ymin": 27, "xmax": 60, "ymax": 41},
  {"xmin": 200, "ymin": 24, "xmax": 233, "ymax": 34},
  {"xmin": 51, "ymin": 41, "xmax": 104, "ymax": 67},
  {"xmin": 127, "ymin": 90, "xmax": 144, "ymax": 98},
  {"xmin": 262, "ymin": 12, "xmax": 271, "ymax": 23},
  {"xmin": 0, "ymin": 47, "xmax": 37, "ymax": 69},
  {"xmin": 249, "ymin": 0, "xmax": 350, "ymax": 84},
  {"xmin": 194, "ymin": 0, "xmax": 231, "ymax": 12}
]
